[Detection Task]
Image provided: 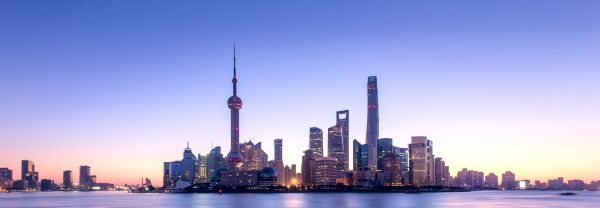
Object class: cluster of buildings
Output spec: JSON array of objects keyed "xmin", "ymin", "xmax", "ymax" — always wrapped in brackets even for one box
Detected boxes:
[
  {"xmin": 0, "ymin": 161, "xmax": 116, "ymax": 191},
  {"xmin": 158, "ymin": 49, "xmax": 599, "ymax": 192}
]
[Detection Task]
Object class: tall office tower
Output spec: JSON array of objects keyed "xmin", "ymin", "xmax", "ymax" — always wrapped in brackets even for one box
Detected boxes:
[
  {"xmin": 79, "ymin": 165, "xmax": 91, "ymax": 190},
  {"xmin": 434, "ymin": 157, "xmax": 446, "ymax": 186},
  {"xmin": 336, "ymin": 110, "xmax": 350, "ymax": 171},
  {"xmin": 290, "ymin": 164, "xmax": 297, "ymax": 184},
  {"xmin": 284, "ymin": 165, "xmax": 291, "ymax": 186},
  {"xmin": 163, "ymin": 162, "xmax": 172, "ymax": 188},
  {"xmin": 327, "ymin": 125, "xmax": 345, "ymax": 171},
  {"xmin": 377, "ymin": 138, "xmax": 394, "ymax": 171},
  {"xmin": 365, "ymin": 76, "xmax": 379, "ymax": 171},
  {"xmin": 274, "ymin": 138, "xmax": 285, "ymax": 185},
  {"xmin": 501, "ymin": 171, "xmax": 516, "ymax": 190},
  {"xmin": 226, "ymin": 46, "xmax": 244, "ymax": 170},
  {"xmin": 381, "ymin": 153, "xmax": 403, "ymax": 186},
  {"xmin": 352, "ymin": 139, "xmax": 361, "ymax": 170},
  {"xmin": 63, "ymin": 170, "xmax": 73, "ymax": 190},
  {"xmin": 314, "ymin": 157, "xmax": 338, "ymax": 186},
  {"xmin": 0, "ymin": 168, "xmax": 13, "ymax": 190},
  {"xmin": 409, "ymin": 136, "xmax": 434, "ymax": 186},
  {"xmin": 21, "ymin": 160, "xmax": 38, "ymax": 189},
  {"xmin": 484, "ymin": 173, "xmax": 499, "ymax": 188},
  {"xmin": 206, "ymin": 146, "xmax": 225, "ymax": 182},
  {"xmin": 393, "ymin": 147, "xmax": 410, "ymax": 184},
  {"xmin": 274, "ymin": 139, "xmax": 283, "ymax": 161},
  {"xmin": 309, "ymin": 127, "xmax": 324, "ymax": 157},
  {"xmin": 240, "ymin": 141, "xmax": 269, "ymax": 170},
  {"xmin": 181, "ymin": 143, "xmax": 198, "ymax": 184},
  {"xmin": 197, "ymin": 154, "xmax": 207, "ymax": 183},
  {"xmin": 301, "ymin": 150, "xmax": 315, "ymax": 186}
]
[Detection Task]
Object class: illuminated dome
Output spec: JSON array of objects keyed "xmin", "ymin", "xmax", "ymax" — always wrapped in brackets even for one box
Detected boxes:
[
  {"xmin": 260, "ymin": 167, "xmax": 277, "ymax": 178},
  {"xmin": 226, "ymin": 151, "xmax": 244, "ymax": 168},
  {"xmin": 211, "ymin": 167, "xmax": 229, "ymax": 182},
  {"xmin": 227, "ymin": 96, "xmax": 243, "ymax": 110}
]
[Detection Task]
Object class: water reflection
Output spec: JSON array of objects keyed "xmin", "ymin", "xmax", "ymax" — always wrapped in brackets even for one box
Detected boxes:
[{"xmin": 0, "ymin": 191, "xmax": 598, "ymax": 208}]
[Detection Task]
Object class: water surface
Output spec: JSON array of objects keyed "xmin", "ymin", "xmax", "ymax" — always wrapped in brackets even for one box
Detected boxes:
[{"xmin": 0, "ymin": 191, "xmax": 598, "ymax": 208}]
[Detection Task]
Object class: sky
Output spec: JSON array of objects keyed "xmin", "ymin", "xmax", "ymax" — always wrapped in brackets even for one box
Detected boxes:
[{"xmin": 1, "ymin": 0, "xmax": 599, "ymax": 186}]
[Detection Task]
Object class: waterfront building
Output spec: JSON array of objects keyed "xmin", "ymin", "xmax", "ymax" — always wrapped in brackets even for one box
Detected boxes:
[
  {"xmin": 274, "ymin": 138, "xmax": 285, "ymax": 185},
  {"xmin": 336, "ymin": 110, "xmax": 350, "ymax": 171},
  {"xmin": 181, "ymin": 143, "xmax": 198, "ymax": 184},
  {"xmin": 290, "ymin": 164, "xmax": 297, "ymax": 186},
  {"xmin": 434, "ymin": 157, "xmax": 446, "ymax": 186},
  {"xmin": 377, "ymin": 138, "xmax": 393, "ymax": 171},
  {"xmin": 393, "ymin": 147, "xmax": 409, "ymax": 184},
  {"xmin": 484, "ymin": 173, "xmax": 499, "ymax": 189},
  {"xmin": 409, "ymin": 136, "xmax": 434, "ymax": 186},
  {"xmin": 309, "ymin": 127, "xmax": 324, "ymax": 157},
  {"xmin": 12, "ymin": 180, "xmax": 29, "ymax": 190},
  {"xmin": 206, "ymin": 146, "xmax": 225, "ymax": 182},
  {"xmin": 284, "ymin": 165, "xmax": 291, "ymax": 186},
  {"xmin": 301, "ymin": 150, "xmax": 315, "ymax": 186},
  {"xmin": 547, "ymin": 177, "xmax": 565, "ymax": 190},
  {"xmin": 63, "ymin": 170, "xmax": 73, "ymax": 190},
  {"xmin": 240, "ymin": 140, "xmax": 268, "ymax": 171},
  {"xmin": 197, "ymin": 154, "xmax": 207, "ymax": 183},
  {"xmin": 0, "ymin": 168, "xmax": 12, "ymax": 190},
  {"xmin": 79, "ymin": 165, "xmax": 91, "ymax": 191},
  {"xmin": 567, "ymin": 179, "xmax": 586, "ymax": 190},
  {"xmin": 225, "ymin": 46, "xmax": 244, "ymax": 170},
  {"xmin": 21, "ymin": 160, "xmax": 38, "ymax": 190},
  {"xmin": 352, "ymin": 139, "xmax": 368, "ymax": 171},
  {"xmin": 314, "ymin": 157, "xmax": 337, "ymax": 186},
  {"xmin": 40, "ymin": 179, "xmax": 53, "ymax": 191},
  {"xmin": 365, "ymin": 76, "xmax": 379, "ymax": 172},
  {"xmin": 220, "ymin": 170, "xmax": 259, "ymax": 187},
  {"xmin": 258, "ymin": 167, "xmax": 278, "ymax": 186},
  {"xmin": 381, "ymin": 153, "xmax": 403, "ymax": 186},
  {"xmin": 500, "ymin": 171, "xmax": 517, "ymax": 190},
  {"xmin": 328, "ymin": 125, "xmax": 345, "ymax": 171}
]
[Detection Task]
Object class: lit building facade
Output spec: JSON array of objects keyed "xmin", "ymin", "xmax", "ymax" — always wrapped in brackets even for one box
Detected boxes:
[
  {"xmin": 336, "ymin": 110, "xmax": 350, "ymax": 171},
  {"xmin": 226, "ymin": 46, "xmax": 244, "ymax": 170},
  {"xmin": 365, "ymin": 76, "xmax": 379, "ymax": 172},
  {"xmin": 309, "ymin": 127, "xmax": 323, "ymax": 157},
  {"xmin": 314, "ymin": 157, "xmax": 337, "ymax": 186},
  {"xmin": 377, "ymin": 138, "xmax": 393, "ymax": 171},
  {"xmin": 409, "ymin": 136, "xmax": 434, "ymax": 186},
  {"xmin": 0, "ymin": 168, "xmax": 12, "ymax": 190},
  {"xmin": 21, "ymin": 160, "xmax": 38, "ymax": 190},
  {"xmin": 327, "ymin": 125, "xmax": 345, "ymax": 171},
  {"xmin": 79, "ymin": 165, "xmax": 91, "ymax": 190}
]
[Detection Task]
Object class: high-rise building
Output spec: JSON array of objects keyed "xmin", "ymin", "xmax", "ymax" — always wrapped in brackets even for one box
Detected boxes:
[
  {"xmin": 377, "ymin": 138, "xmax": 394, "ymax": 171},
  {"xmin": 309, "ymin": 127, "xmax": 324, "ymax": 157},
  {"xmin": 181, "ymin": 143, "xmax": 198, "ymax": 184},
  {"xmin": 434, "ymin": 157, "xmax": 445, "ymax": 186},
  {"xmin": 336, "ymin": 110, "xmax": 350, "ymax": 171},
  {"xmin": 284, "ymin": 165, "xmax": 291, "ymax": 186},
  {"xmin": 197, "ymin": 154, "xmax": 207, "ymax": 183},
  {"xmin": 301, "ymin": 150, "xmax": 315, "ymax": 186},
  {"xmin": 393, "ymin": 147, "xmax": 409, "ymax": 184},
  {"xmin": 314, "ymin": 157, "xmax": 337, "ymax": 186},
  {"xmin": 63, "ymin": 170, "xmax": 73, "ymax": 190},
  {"xmin": 274, "ymin": 139, "xmax": 283, "ymax": 161},
  {"xmin": 381, "ymin": 153, "xmax": 403, "ymax": 186},
  {"xmin": 79, "ymin": 165, "xmax": 91, "ymax": 190},
  {"xmin": 206, "ymin": 146, "xmax": 224, "ymax": 182},
  {"xmin": 226, "ymin": 46, "xmax": 244, "ymax": 170},
  {"xmin": 21, "ymin": 160, "xmax": 38, "ymax": 190},
  {"xmin": 501, "ymin": 171, "xmax": 516, "ymax": 190},
  {"xmin": 365, "ymin": 76, "xmax": 379, "ymax": 171},
  {"xmin": 290, "ymin": 164, "xmax": 297, "ymax": 185},
  {"xmin": 40, "ymin": 179, "xmax": 53, "ymax": 191},
  {"xmin": 353, "ymin": 139, "xmax": 369, "ymax": 171},
  {"xmin": 327, "ymin": 125, "xmax": 345, "ymax": 171},
  {"xmin": 163, "ymin": 161, "xmax": 183, "ymax": 188},
  {"xmin": 409, "ymin": 136, "xmax": 434, "ymax": 186},
  {"xmin": 0, "ymin": 168, "xmax": 12, "ymax": 190},
  {"xmin": 484, "ymin": 173, "xmax": 499, "ymax": 189},
  {"xmin": 240, "ymin": 141, "xmax": 268, "ymax": 171}
]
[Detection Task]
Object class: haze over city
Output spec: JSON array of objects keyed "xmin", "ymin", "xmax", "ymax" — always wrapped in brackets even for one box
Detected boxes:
[{"xmin": 1, "ymin": 0, "xmax": 599, "ymax": 186}]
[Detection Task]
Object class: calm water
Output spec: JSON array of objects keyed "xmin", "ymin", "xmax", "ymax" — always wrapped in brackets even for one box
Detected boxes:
[{"xmin": 0, "ymin": 191, "xmax": 598, "ymax": 208}]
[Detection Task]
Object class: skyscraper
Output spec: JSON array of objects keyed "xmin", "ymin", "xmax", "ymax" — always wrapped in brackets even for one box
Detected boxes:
[
  {"xmin": 206, "ymin": 146, "xmax": 224, "ymax": 182},
  {"xmin": 226, "ymin": 46, "xmax": 244, "ymax": 170},
  {"xmin": 377, "ymin": 138, "xmax": 394, "ymax": 171},
  {"xmin": 365, "ymin": 76, "xmax": 379, "ymax": 171},
  {"xmin": 336, "ymin": 110, "xmax": 350, "ymax": 171},
  {"xmin": 181, "ymin": 143, "xmax": 198, "ymax": 184},
  {"xmin": 327, "ymin": 125, "xmax": 345, "ymax": 171},
  {"xmin": 63, "ymin": 170, "xmax": 73, "ymax": 190},
  {"xmin": 274, "ymin": 139, "xmax": 283, "ymax": 161},
  {"xmin": 394, "ymin": 147, "xmax": 410, "ymax": 184},
  {"xmin": 79, "ymin": 165, "xmax": 91, "ymax": 190},
  {"xmin": 409, "ymin": 136, "xmax": 434, "ymax": 186},
  {"xmin": 484, "ymin": 173, "xmax": 499, "ymax": 189},
  {"xmin": 301, "ymin": 150, "xmax": 315, "ymax": 186},
  {"xmin": 501, "ymin": 171, "xmax": 516, "ymax": 190},
  {"xmin": 197, "ymin": 154, "xmax": 207, "ymax": 183},
  {"xmin": 21, "ymin": 160, "xmax": 38, "ymax": 190},
  {"xmin": 0, "ymin": 168, "xmax": 12, "ymax": 190},
  {"xmin": 274, "ymin": 138, "xmax": 285, "ymax": 185},
  {"xmin": 309, "ymin": 127, "xmax": 323, "ymax": 157}
]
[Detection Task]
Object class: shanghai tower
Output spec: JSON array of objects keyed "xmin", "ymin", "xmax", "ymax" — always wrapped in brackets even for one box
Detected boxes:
[
  {"xmin": 365, "ymin": 76, "xmax": 379, "ymax": 171},
  {"xmin": 226, "ymin": 46, "xmax": 244, "ymax": 170}
]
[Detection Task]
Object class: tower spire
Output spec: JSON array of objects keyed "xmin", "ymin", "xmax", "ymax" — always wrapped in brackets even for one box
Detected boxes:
[{"xmin": 232, "ymin": 43, "xmax": 238, "ymax": 96}]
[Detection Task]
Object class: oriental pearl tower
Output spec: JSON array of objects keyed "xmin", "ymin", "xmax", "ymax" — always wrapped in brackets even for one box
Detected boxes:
[{"xmin": 226, "ymin": 45, "xmax": 244, "ymax": 170}]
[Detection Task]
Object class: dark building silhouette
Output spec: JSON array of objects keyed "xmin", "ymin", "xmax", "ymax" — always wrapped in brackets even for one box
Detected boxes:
[
  {"xmin": 365, "ymin": 76, "xmax": 379, "ymax": 171},
  {"xmin": 226, "ymin": 46, "xmax": 244, "ymax": 170},
  {"xmin": 377, "ymin": 138, "xmax": 394, "ymax": 171},
  {"xmin": 336, "ymin": 110, "xmax": 350, "ymax": 171},
  {"xmin": 79, "ymin": 165, "xmax": 91, "ymax": 190},
  {"xmin": 21, "ymin": 160, "xmax": 38, "ymax": 190},
  {"xmin": 63, "ymin": 170, "xmax": 73, "ymax": 190},
  {"xmin": 40, "ymin": 179, "xmax": 53, "ymax": 191},
  {"xmin": 0, "ymin": 168, "xmax": 12, "ymax": 190}
]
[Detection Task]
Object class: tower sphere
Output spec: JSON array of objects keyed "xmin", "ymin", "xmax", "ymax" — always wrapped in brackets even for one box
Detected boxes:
[{"xmin": 227, "ymin": 96, "xmax": 243, "ymax": 110}]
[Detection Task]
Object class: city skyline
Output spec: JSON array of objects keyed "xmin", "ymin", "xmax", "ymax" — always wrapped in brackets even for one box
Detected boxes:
[{"xmin": 1, "ymin": 1, "xmax": 599, "ymax": 186}]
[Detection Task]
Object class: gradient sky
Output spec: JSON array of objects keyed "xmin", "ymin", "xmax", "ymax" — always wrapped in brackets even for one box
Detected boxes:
[{"xmin": 1, "ymin": 0, "xmax": 599, "ymax": 186}]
